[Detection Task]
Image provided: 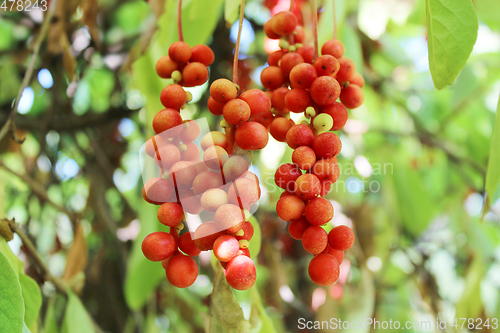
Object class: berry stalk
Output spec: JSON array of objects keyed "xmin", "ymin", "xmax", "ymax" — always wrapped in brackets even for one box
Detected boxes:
[
  {"xmin": 312, "ymin": 0, "xmax": 319, "ymax": 61},
  {"xmin": 233, "ymin": 0, "xmax": 246, "ymax": 86},
  {"xmin": 177, "ymin": 0, "xmax": 184, "ymax": 41}
]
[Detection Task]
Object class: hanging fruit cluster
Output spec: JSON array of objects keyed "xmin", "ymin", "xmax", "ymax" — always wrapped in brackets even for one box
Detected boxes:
[
  {"xmin": 141, "ymin": 0, "xmax": 365, "ymax": 290},
  {"xmin": 262, "ymin": 4, "xmax": 364, "ymax": 286}
]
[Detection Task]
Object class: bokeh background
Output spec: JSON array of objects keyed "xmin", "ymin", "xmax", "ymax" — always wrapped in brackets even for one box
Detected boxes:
[{"xmin": 1, "ymin": 0, "xmax": 500, "ymax": 332}]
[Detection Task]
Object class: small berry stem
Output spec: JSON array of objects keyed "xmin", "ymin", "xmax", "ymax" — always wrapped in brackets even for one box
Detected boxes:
[
  {"xmin": 177, "ymin": 0, "xmax": 184, "ymax": 42},
  {"xmin": 333, "ymin": 0, "xmax": 337, "ymax": 39},
  {"xmin": 312, "ymin": 0, "xmax": 319, "ymax": 61},
  {"xmin": 233, "ymin": 0, "xmax": 246, "ymax": 85},
  {"xmin": 290, "ymin": 0, "xmax": 294, "ymax": 11}
]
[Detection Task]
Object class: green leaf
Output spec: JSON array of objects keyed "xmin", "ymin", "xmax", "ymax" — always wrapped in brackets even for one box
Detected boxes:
[
  {"xmin": 247, "ymin": 216, "xmax": 261, "ymax": 260},
  {"xmin": 483, "ymin": 92, "xmax": 500, "ymax": 217},
  {"xmin": 124, "ymin": 202, "xmax": 165, "ymax": 310},
  {"xmin": 61, "ymin": 292, "xmax": 96, "ymax": 333},
  {"xmin": 249, "ymin": 288, "xmax": 276, "ymax": 333},
  {"xmin": 0, "ymin": 237, "xmax": 24, "ymax": 276},
  {"xmin": 475, "ymin": 0, "xmax": 500, "ymax": 30},
  {"xmin": 225, "ymin": 0, "xmax": 240, "ymax": 25},
  {"xmin": 210, "ymin": 267, "xmax": 250, "ymax": 333},
  {"xmin": 0, "ymin": 251, "xmax": 25, "ymax": 333},
  {"xmin": 22, "ymin": 323, "xmax": 32, "ymax": 333},
  {"xmin": 19, "ymin": 274, "xmax": 42, "ymax": 328},
  {"xmin": 455, "ymin": 253, "xmax": 487, "ymax": 318},
  {"xmin": 426, "ymin": 0, "xmax": 478, "ymax": 89},
  {"xmin": 43, "ymin": 298, "xmax": 59, "ymax": 333}
]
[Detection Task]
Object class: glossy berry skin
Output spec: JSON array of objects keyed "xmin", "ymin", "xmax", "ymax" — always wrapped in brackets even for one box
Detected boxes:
[
  {"xmin": 192, "ymin": 171, "xmax": 224, "ymax": 195},
  {"xmin": 340, "ymin": 84, "xmax": 364, "ymax": 109},
  {"xmin": 308, "ymin": 254, "xmax": 340, "ymax": 286},
  {"xmin": 155, "ymin": 56, "xmax": 178, "ymax": 78},
  {"xmin": 213, "ymin": 235, "xmax": 240, "ymax": 262},
  {"xmin": 349, "ymin": 73, "xmax": 365, "ymax": 87},
  {"xmin": 142, "ymin": 232, "xmax": 176, "ymax": 262},
  {"xmin": 261, "ymin": 66, "xmax": 286, "ymax": 90},
  {"xmin": 182, "ymin": 62, "xmax": 209, "ymax": 87},
  {"xmin": 157, "ymin": 202, "xmax": 184, "ymax": 227},
  {"xmin": 305, "ymin": 197, "xmax": 333, "ymax": 225},
  {"xmin": 239, "ymin": 89, "xmax": 272, "ymax": 116},
  {"xmin": 289, "ymin": 63, "xmax": 318, "ymax": 89},
  {"xmin": 271, "ymin": 87, "xmax": 290, "ymax": 111},
  {"xmin": 207, "ymin": 96, "xmax": 225, "ymax": 116},
  {"xmin": 286, "ymin": 124, "xmax": 314, "ymax": 149},
  {"xmin": 328, "ymin": 225, "xmax": 355, "ymax": 251},
  {"xmin": 264, "ymin": 19, "xmax": 281, "ymax": 39},
  {"xmin": 166, "ymin": 254, "xmax": 198, "ymax": 288},
  {"xmin": 280, "ymin": 52, "xmax": 304, "ymax": 77},
  {"xmin": 203, "ymin": 145, "xmax": 228, "ymax": 170},
  {"xmin": 336, "ymin": 57, "xmax": 356, "ymax": 83},
  {"xmin": 271, "ymin": 11, "xmax": 298, "ymax": 36},
  {"xmin": 160, "ymin": 84, "xmax": 186, "ymax": 110},
  {"xmin": 225, "ymin": 255, "xmax": 256, "ymax": 290},
  {"xmin": 288, "ymin": 216, "xmax": 311, "ymax": 240},
  {"xmin": 222, "ymin": 156, "xmax": 249, "ymax": 181},
  {"xmin": 274, "ymin": 163, "xmax": 302, "ymax": 191},
  {"xmin": 268, "ymin": 50, "xmax": 286, "ymax": 66},
  {"xmin": 223, "ymin": 99, "xmax": 251, "ymax": 125},
  {"xmin": 297, "ymin": 45, "xmax": 314, "ymax": 64},
  {"xmin": 276, "ymin": 194, "xmax": 305, "ymax": 221},
  {"xmin": 201, "ymin": 188, "xmax": 228, "ymax": 212},
  {"xmin": 179, "ymin": 121, "xmax": 201, "ymax": 142},
  {"xmin": 169, "ymin": 161, "xmax": 198, "ymax": 189},
  {"xmin": 294, "ymin": 25, "xmax": 306, "ymax": 43},
  {"xmin": 210, "ymin": 79, "xmax": 237, "ymax": 103},
  {"xmin": 321, "ymin": 39, "xmax": 345, "ymax": 59},
  {"xmin": 270, "ymin": 117, "xmax": 294, "ymax": 142},
  {"xmin": 294, "ymin": 174, "xmax": 321, "ymax": 200},
  {"xmin": 179, "ymin": 232, "xmax": 201, "ymax": 257},
  {"xmin": 152, "ymin": 109, "xmax": 183, "ymax": 135},
  {"xmin": 292, "ymin": 146, "xmax": 316, "ymax": 170},
  {"xmin": 310, "ymin": 76, "xmax": 341, "ymax": 106},
  {"xmin": 189, "ymin": 44, "xmax": 215, "ymax": 66},
  {"xmin": 143, "ymin": 178, "xmax": 175, "ymax": 204},
  {"xmin": 228, "ymin": 178, "xmax": 261, "ymax": 209},
  {"xmin": 312, "ymin": 132, "xmax": 342, "ymax": 159},
  {"xmin": 234, "ymin": 122, "xmax": 269, "ymax": 151},
  {"xmin": 235, "ymin": 221, "xmax": 254, "ymax": 241},
  {"xmin": 154, "ymin": 144, "xmax": 181, "ymax": 170},
  {"xmin": 321, "ymin": 246, "xmax": 344, "ymax": 264},
  {"xmin": 215, "ymin": 204, "xmax": 245, "ymax": 233},
  {"xmin": 318, "ymin": 102, "xmax": 348, "ymax": 131},
  {"xmin": 314, "ymin": 55, "xmax": 340, "ymax": 77},
  {"xmin": 285, "ymin": 88, "xmax": 311, "ymax": 113},
  {"xmin": 302, "ymin": 226, "xmax": 328, "ymax": 254},
  {"xmin": 194, "ymin": 221, "xmax": 226, "ymax": 251},
  {"xmin": 201, "ymin": 131, "xmax": 228, "ymax": 151},
  {"xmin": 312, "ymin": 157, "xmax": 340, "ymax": 183},
  {"xmin": 168, "ymin": 41, "xmax": 192, "ymax": 64}
]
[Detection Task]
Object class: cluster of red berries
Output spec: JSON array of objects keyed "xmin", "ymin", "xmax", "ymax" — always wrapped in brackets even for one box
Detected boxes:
[
  {"xmin": 143, "ymin": 41, "xmax": 262, "ymax": 289},
  {"xmin": 207, "ymin": 79, "xmax": 271, "ymax": 151},
  {"xmin": 259, "ymin": 10, "xmax": 361, "ymax": 286}
]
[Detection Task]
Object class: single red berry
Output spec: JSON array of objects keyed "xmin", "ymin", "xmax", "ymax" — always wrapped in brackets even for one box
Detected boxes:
[
  {"xmin": 288, "ymin": 216, "xmax": 311, "ymax": 240},
  {"xmin": 285, "ymin": 124, "xmax": 314, "ymax": 149},
  {"xmin": 160, "ymin": 84, "xmax": 186, "ymax": 110},
  {"xmin": 285, "ymin": 88, "xmax": 311, "ymax": 113},
  {"xmin": 276, "ymin": 194, "xmax": 305, "ymax": 221},
  {"xmin": 189, "ymin": 44, "xmax": 215, "ymax": 66},
  {"xmin": 292, "ymin": 146, "xmax": 316, "ymax": 170},
  {"xmin": 155, "ymin": 56, "xmax": 178, "ymax": 78},
  {"xmin": 239, "ymin": 89, "xmax": 272, "ymax": 116},
  {"xmin": 210, "ymin": 79, "xmax": 237, "ymax": 103},
  {"xmin": 302, "ymin": 226, "xmax": 328, "ymax": 254},
  {"xmin": 336, "ymin": 57, "xmax": 356, "ymax": 83},
  {"xmin": 275, "ymin": 163, "xmax": 302, "ymax": 191},
  {"xmin": 340, "ymin": 84, "xmax": 364, "ymax": 109},
  {"xmin": 308, "ymin": 253, "xmax": 340, "ymax": 286},
  {"xmin": 321, "ymin": 39, "xmax": 345, "ymax": 59},
  {"xmin": 166, "ymin": 254, "xmax": 198, "ymax": 288},
  {"xmin": 157, "ymin": 202, "xmax": 184, "ymax": 227},
  {"xmin": 328, "ymin": 225, "xmax": 355, "ymax": 251},
  {"xmin": 142, "ymin": 232, "xmax": 176, "ymax": 262},
  {"xmin": 318, "ymin": 102, "xmax": 348, "ymax": 131},
  {"xmin": 270, "ymin": 117, "xmax": 294, "ymax": 142},
  {"xmin": 182, "ymin": 62, "xmax": 209, "ymax": 87},
  {"xmin": 168, "ymin": 41, "xmax": 192, "ymax": 64},
  {"xmin": 152, "ymin": 109, "xmax": 183, "ymax": 135},
  {"xmin": 310, "ymin": 76, "xmax": 341, "ymax": 106},
  {"xmin": 305, "ymin": 197, "xmax": 333, "ymax": 225},
  {"xmin": 314, "ymin": 55, "xmax": 340, "ymax": 77},
  {"xmin": 261, "ymin": 66, "xmax": 286, "ymax": 90},
  {"xmin": 294, "ymin": 174, "xmax": 321, "ymax": 200},
  {"xmin": 280, "ymin": 52, "xmax": 304, "ymax": 77},
  {"xmin": 142, "ymin": 178, "xmax": 175, "ymax": 204},
  {"xmin": 194, "ymin": 222, "xmax": 226, "ymax": 251},
  {"xmin": 289, "ymin": 63, "xmax": 318, "ymax": 89},
  {"xmin": 271, "ymin": 11, "xmax": 298, "ymax": 36},
  {"xmin": 213, "ymin": 235, "xmax": 240, "ymax": 262},
  {"xmin": 312, "ymin": 132, "xmax": 342, "ymax": 159},
  {"xmin": 225, "ymin": 255, "xmax": 256, "ymax": 290},
  {"xmin": 179, "ymin": 232, "xmax": 202, "ymax": 257},
  {"xmin": 234, "ymin": 122, "xmax": 269, "ymax": 151},
  {"xmin": 223, "ymin": 99, "xmax": 251, "ymax": 125}
]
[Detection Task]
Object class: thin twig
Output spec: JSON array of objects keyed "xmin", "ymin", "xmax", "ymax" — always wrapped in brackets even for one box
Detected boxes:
[
  {"xmin": 4, "ymin": 218, "xmax": 68, "ymax": 294},
  {"xmin": 312, "ymin": 0, "xmax": 319, "ymax": 61},
  {"xmin": 177, "ymin": 0, "xmax": 184, "ymax": 41},
  {"xmin": 333, "ymin": 0, "xmax": 337, "ymax": 39},
  {"xmin": 232, "ymin": 0, "xmax": 246, "ymax": 86},
  {"xmin": 0, "ymin": 0, "xmax": 59, "ymax": 143},
  {"xmin": 0, "ymin": 160, "xmax": 79, "ymax": 229}
]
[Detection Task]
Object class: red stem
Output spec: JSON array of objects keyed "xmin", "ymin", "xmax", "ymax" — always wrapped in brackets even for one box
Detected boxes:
[
  {"xmin": 177, "ymin": 0, "xmax": 184, "ymax": 42},
  {"xmin": 233, "ymin": 0, "xmax": 246, "ymax": 85},
  {"xmin": 312, "ymin": 0, "xmax": 319, "ymax": 61},
  {"xmin": 333, "ymin": 0, "xmax": 337, "ymax": 39}
]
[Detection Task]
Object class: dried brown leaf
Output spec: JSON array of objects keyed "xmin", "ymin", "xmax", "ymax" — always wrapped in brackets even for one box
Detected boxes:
[
  {"xmin": 81, "ymin": 0, "xmax": 100, "ymax": 45},
  {"xmin": 62, "ymin": 224, "xmax": 88, "ymax": 287}
]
